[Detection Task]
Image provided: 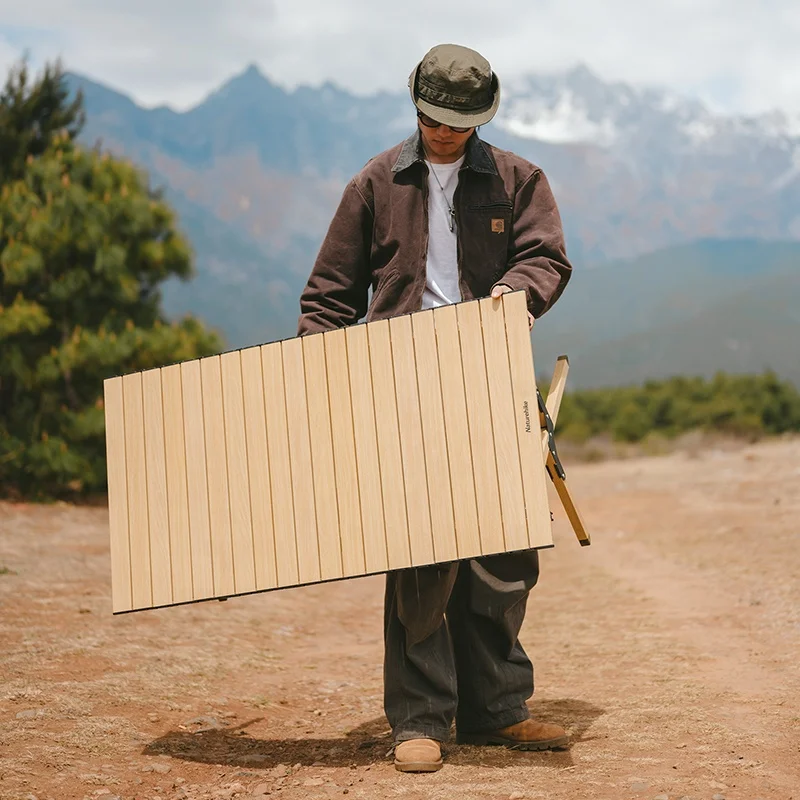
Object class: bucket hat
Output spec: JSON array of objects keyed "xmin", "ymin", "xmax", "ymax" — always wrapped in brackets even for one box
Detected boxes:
[{"xmin": 408, "ymin": 43, "xmax": 500, "ymax": 129}]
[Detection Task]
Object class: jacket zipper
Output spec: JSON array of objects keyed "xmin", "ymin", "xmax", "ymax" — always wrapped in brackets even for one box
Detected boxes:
[
  {"xmin": 420, "ymin": 166, "xmax": 431, "ymax": 311},
  {"xmin": 454, "ymin": 168, "xmax": 466, "ymax": 301},
  {"xmin": 467, "ymin": 200, "xmax": 513, "ymax": 211}
]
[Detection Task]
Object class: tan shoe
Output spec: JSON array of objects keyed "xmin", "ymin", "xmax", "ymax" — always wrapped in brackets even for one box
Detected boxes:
[
  {"xmin": 457, "ymin": 718, "xmax": 569, "ymax": 750},
  {"xmin": 393, "ymin": 738, "xmax": 443, "ymax": 772}
]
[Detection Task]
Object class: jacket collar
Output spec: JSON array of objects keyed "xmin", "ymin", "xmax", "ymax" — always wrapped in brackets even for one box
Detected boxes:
[{"xmin": 391, "ymin": 129, "xmax": 498, "ymax": 175}]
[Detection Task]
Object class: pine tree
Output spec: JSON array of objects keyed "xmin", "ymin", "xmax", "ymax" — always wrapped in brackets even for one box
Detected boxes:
[
  {"xmin": 0, "ymin": 57, "xmax": 85, "ymax": 187},
  {"xmin": 0, "ymin": 61, "xmax": 222, "ymax": 499}
]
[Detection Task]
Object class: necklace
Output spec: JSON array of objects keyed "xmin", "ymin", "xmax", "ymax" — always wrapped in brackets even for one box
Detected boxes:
[{"xmin": 428, "ymin": 161, "xmax": 457, "ymax": 233}]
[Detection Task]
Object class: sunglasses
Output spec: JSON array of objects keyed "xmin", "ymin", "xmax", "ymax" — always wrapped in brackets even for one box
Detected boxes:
[{"xmin": 417, "ymin": 111, "xmax": 472, "ymax": 134}]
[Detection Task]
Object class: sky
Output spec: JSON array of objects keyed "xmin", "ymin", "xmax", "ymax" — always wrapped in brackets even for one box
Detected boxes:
[{"xmin": 0, "ymin": 0, "xmax": 798, "ymax": 117}]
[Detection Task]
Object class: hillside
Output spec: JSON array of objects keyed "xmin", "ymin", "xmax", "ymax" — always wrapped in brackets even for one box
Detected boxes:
[
  {"xmin": 158, "ymin": 193, "xmax": 310, "ymax": 346},
  {"xmin": 541, "ymin": 270, "xmax": 800, "ymax": 388},
  {"xmin": 531, "ymin": 240, "xmax": 800, "ymax": 386}
]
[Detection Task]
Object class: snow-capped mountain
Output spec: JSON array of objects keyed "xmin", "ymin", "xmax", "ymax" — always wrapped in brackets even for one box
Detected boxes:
[{"xmin": 497, "ymin": 63, "xmax": 800, "ymax": 150}]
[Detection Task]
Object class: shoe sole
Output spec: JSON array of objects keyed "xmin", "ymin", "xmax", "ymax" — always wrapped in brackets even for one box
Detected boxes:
[
  {"xmin": 394, "ymin": 759, "xmax": 444, "ymax": 773},
  {"xmin": 456, "ymin": 734, "xmax": 569, "ymax": 751}
]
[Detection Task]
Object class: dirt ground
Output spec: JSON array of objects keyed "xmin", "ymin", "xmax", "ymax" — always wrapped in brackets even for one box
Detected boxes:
[{"xmin": 1, "ymin": 437, "xmax": 798, "ymax": 800}]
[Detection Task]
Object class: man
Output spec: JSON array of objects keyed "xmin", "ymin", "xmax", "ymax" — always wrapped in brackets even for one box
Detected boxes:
[{"xmin": 297, "ymin": 43, "xmax": 572, "ymax": 773}]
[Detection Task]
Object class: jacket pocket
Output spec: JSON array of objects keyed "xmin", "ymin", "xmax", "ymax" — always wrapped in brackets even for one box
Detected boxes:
[
  {"xmin": 467, "ymin": 200, "xmax": 513, "ymax": 211},
  {"xmin": 466, "ymin": 201, "xmax": 513, "ymax": 243},
  {"xmin": 366, "ymin": 268, "xmax": 400, "ymax": 322},
  {"xmin": 462, "ymin": 202, "xmax": 513, "ymax": 290}
]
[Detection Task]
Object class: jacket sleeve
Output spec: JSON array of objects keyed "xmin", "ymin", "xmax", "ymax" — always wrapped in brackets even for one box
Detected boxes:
[
  {"xmin": 296, "ymin": 178, "xmax": 374, "ymax": 336},
  {"xmin": 493, "ymin": 169, "xmax": 572, "ymax": 318}
]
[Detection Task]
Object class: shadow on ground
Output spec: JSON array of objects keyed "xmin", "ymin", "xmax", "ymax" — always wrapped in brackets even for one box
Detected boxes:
[{"xmin": 143, "ymin": 698, "xmax": 604, "ymax": 770}]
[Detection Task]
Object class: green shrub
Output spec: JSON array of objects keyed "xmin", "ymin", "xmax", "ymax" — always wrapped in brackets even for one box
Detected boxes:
[{"xmin": 556, "ymin": 372, "xmax": 800, "ymax": 444}]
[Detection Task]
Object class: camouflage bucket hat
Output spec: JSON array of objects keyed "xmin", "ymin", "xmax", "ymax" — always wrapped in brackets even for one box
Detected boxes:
[{"xmin": 408, "ymin": 43, "xmax": 501, "ymax": 129}]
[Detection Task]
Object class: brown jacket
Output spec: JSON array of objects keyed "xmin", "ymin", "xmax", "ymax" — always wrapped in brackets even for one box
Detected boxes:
[{"xmin": 297, "ymin": 130, "xmax": 571, "ymax": 335}]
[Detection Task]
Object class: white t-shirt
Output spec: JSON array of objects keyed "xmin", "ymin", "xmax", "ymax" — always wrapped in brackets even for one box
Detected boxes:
[{"xmin": 421, "ymin": 155, "xmax": 465, "ymax": 310}]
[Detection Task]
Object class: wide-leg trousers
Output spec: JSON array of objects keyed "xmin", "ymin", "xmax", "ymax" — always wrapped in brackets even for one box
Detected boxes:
[{"xmin": 384, "ymin": 550, "xmax": 540, "ymax": 742}]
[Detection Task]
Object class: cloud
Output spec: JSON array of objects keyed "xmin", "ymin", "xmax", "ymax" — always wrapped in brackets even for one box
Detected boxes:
[
  {"xmin": 0, "ymin": 34, "xmax": 23, "ymax": 78},
  {"xmin": 0, "ymin": 0, "xmax": 798, "ymax": 116}
]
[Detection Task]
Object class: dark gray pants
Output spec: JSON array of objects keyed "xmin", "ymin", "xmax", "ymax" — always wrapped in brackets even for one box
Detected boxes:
[{"xmin": 384, "ymin": 550, "xmax": 540, "ymax": 743}]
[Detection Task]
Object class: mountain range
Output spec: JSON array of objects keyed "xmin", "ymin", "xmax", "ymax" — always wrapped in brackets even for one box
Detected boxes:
[
  {"xmin": 531, "ymin": 239, "xmax": 800, "ymax": 387},
  {"xmin": 64, "ymin": 65, "xmax": 800, "ymax": 386}
]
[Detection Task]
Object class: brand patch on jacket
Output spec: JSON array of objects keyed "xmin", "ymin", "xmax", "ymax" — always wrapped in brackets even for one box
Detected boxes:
[{"xmin": 491, "ymin": 218, "xmax": 505, "ymax": 233}]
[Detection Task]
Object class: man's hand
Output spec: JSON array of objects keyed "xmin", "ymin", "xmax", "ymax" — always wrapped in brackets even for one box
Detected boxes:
[{"xmin": 491, "ymin": 284, "xmax": 534, "ymax": 330}]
